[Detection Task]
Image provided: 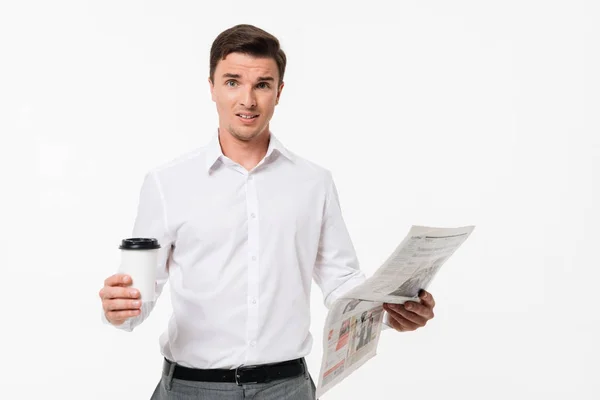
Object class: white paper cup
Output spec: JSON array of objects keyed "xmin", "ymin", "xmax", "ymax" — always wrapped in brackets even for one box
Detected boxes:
[{"xmin": 118, "ymin": 238, "xmax": 160, "ymax": 303}]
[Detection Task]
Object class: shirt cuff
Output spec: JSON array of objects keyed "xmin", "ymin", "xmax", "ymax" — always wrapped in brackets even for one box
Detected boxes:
[{"xmin": 381, "ymin": 310, "xmax": 393, "ymax": 331}]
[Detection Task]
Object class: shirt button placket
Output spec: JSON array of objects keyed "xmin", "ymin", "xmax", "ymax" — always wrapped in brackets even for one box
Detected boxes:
[{"xmin": 246, "ymin": 173, "xmax": 260, "ymax": 354}]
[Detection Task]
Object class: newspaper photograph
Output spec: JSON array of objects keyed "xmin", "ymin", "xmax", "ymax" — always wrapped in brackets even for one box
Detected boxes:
[
  {"xmin": 317, "ymin": 298, "xmax": 385, "ymax": 394},
  {"xmin": 316, "ymin": 225, "xmax": 475, "ymax": 398}
]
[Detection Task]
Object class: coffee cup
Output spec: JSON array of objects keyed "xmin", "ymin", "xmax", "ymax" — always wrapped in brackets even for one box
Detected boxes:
[{"xmin": 118, "ymin": 238, "xmax": 161, "ymax": 302}]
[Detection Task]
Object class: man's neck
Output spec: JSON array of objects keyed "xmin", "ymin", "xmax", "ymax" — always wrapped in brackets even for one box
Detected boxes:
[{"xmin": 218, "ymin": 128, "xmax": 270, "ymax": 171}]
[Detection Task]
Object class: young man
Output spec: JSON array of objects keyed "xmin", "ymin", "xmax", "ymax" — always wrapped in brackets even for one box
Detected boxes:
[{"xmin": 99, "ymin": 24, "xmax": 435, "ymax": 400}]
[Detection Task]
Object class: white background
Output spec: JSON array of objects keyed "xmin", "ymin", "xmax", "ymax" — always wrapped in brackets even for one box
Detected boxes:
[{"xmin": 1, "ymin": 1, "xmax": 598, "ymax": 399}]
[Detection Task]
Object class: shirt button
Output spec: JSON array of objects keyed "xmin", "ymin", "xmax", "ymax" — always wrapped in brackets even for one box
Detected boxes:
[
  {"xmin": 248, "ymin": 176, "xmax": 253, "ymax": 181},
  {"xmin": 251, "ymin": 256, "xmax": 257, "ymax": 261},
  {"xmin": 251, "ymin": 298, "xmax": 257, "ymax": 304},
  {"xmin": 250, "ymin": 213, "xmax": 256, "ymax": 218},
  {"xmin": 250, "ymin": 341, "xmax": 257, "ymax": 347}
]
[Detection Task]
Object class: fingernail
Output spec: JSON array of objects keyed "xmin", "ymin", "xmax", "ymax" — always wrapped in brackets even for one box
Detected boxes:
[
  {"xmin": 422, "ymin": 292, "xmax": 428, "ymax": 299},
  {"xmin": 122, "ymin": 276, "xmax": 129, "ymax": 283},
  {"xmin": 130, "ymin": 290, "xmax": 138, "ymax": 297},
  {"xmin": 405, "ymin": 303, "xmax": 413, "ymax": 310},
  {"xmin": 132, "ymin": 300, "xmax": 140, "ymax": 307}
]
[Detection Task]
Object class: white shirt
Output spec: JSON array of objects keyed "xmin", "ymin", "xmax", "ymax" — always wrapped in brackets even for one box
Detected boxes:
[{"xmin": 105, "ymin": 131, "xmax": 370, "ymax": 369}]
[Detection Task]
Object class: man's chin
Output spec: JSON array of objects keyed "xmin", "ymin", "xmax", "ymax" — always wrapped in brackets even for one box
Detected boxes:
[{"xmin": 228, "ymin": 126, "xmax": 266, "ymax": 142}]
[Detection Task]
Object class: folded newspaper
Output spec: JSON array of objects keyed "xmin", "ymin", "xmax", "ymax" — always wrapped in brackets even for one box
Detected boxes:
[{"xmin": 315, "ymin": 225, "xmax": 475, "ymax": 398}]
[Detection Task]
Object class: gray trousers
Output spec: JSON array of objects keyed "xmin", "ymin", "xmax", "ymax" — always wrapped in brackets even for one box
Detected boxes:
[{"xmin": 150, "ymin": 359, "xmax": 317, "ymax": 400}]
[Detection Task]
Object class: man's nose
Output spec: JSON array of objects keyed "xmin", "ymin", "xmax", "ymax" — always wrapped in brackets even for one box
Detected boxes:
[{"xmin": 240, "ymin": 87, "xmax": 256, "ymax": 108}]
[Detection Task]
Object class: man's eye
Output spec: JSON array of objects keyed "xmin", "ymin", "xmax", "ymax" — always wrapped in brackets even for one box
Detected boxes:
[
  {"xmin": 257, "ymin": 82, "xmax": 270, "ymax": 89},
  {"xmin": 226, "ymin": 80, "xmax": 238, "ymax": 87}
]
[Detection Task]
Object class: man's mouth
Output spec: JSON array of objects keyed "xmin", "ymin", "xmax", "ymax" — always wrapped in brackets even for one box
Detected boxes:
[{"xmin": 236, "ymin": 113, "xmax": 259, "ymax": 120}]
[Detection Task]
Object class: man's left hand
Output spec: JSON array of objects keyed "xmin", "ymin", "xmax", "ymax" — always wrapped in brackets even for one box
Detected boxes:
[{"xmin": 383, "ymin": 290, "xmax": 435, "ymax": 332}]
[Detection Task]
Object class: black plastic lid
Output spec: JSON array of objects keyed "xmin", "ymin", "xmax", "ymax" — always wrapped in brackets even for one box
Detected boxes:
[{"xmin": 119, "ymin": 238, "xmax": 161, "ymax": 250}]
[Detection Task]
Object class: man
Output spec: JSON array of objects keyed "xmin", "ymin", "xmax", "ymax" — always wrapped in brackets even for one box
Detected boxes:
[{"xmin": 99, "ymin": 24, "xmax": 436, "ymax": 400}]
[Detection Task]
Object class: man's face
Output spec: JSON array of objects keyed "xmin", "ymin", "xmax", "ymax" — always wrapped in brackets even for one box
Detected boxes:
[{"xmin": 209, "ymin": 52, "xmax": 284, "ymax": 142}]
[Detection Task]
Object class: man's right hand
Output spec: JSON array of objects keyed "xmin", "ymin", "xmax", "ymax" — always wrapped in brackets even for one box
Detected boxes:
[{"xmin": 99, "ymin": 274, "xmax": 141, "ymax": 326}]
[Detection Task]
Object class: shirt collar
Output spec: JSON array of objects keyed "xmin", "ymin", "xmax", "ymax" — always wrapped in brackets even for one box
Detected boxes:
[{"xmin": 205, "ymin": 129, "xmax": 294, "ymax": 173}]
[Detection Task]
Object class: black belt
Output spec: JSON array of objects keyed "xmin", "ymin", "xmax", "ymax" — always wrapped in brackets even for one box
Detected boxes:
[{"xmin": 163, "ymin": 357, "xmax": 305, "ymax": 385}]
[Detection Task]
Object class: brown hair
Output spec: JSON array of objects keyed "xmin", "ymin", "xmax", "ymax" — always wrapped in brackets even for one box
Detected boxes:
[{"xmin": 209, "ymin": 24, "xmax": 287, "ymax": 86}]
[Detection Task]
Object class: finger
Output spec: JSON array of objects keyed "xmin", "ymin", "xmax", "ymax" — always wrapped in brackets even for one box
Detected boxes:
[
  {"xmin": 387, "ymin": 316, "xmax": 404, "ymax": 331},
  {"xmin": 104, "ymin": 274, "xmax": 133, "ymax": 287},
  {"xmin": 404, "ymin": 301, "xmax": 434, "ymax": 320},
  {"xmin": 106, "ymin": 309, "xmax": 141, "ymax": 323},
  {"xmin": 103, "ymin": 298, "xmax": 142, "ymax": 312},
  {"xmin": 387, "ymin": 310, "xmax": 420, "ymax": 332},
  {"xmin": 419, "ymin": 289, "xmax": 436, "ymax": 309},
  {"xmin": 389, "ymin": 304, "xmax": 428, "ymax": 326},
  {"xmin": 101, "ymin": 286, "xmax": 140, "ymax": 300}
]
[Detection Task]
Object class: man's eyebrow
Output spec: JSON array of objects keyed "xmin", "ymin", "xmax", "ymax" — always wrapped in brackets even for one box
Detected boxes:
[{"xmin": 221, "ymin": 73, "xmax": 275, "ymax": 82}]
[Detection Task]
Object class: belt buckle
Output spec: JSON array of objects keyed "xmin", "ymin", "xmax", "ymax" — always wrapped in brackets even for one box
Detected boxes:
[{"xmin": 234, "ymin": 364, "xmax": 268, "ymax": 386}]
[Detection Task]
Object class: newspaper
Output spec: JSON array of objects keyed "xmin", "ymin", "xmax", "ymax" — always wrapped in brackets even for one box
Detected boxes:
[{"xmin": 315, "ymin": 225, "xmax": 475, "ymax": 398}]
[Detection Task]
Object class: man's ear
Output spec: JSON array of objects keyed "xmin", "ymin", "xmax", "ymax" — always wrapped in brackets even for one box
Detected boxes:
[
  {"xmin": 276, "ymin": 81, "xmax": 284, "ymax": 105},
  {"xmin": 209, "ymin": 77, "xmax": 216, "ymax": 102}
]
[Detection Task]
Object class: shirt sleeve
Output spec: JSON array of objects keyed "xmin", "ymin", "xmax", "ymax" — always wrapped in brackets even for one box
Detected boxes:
[
  {"xmin": 101, "ymin": 171, "xmax": 173, "ymax": 331},
  {"xmin": 312, "ymin": 172, "xmax": 367, "ymax": 309}
]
